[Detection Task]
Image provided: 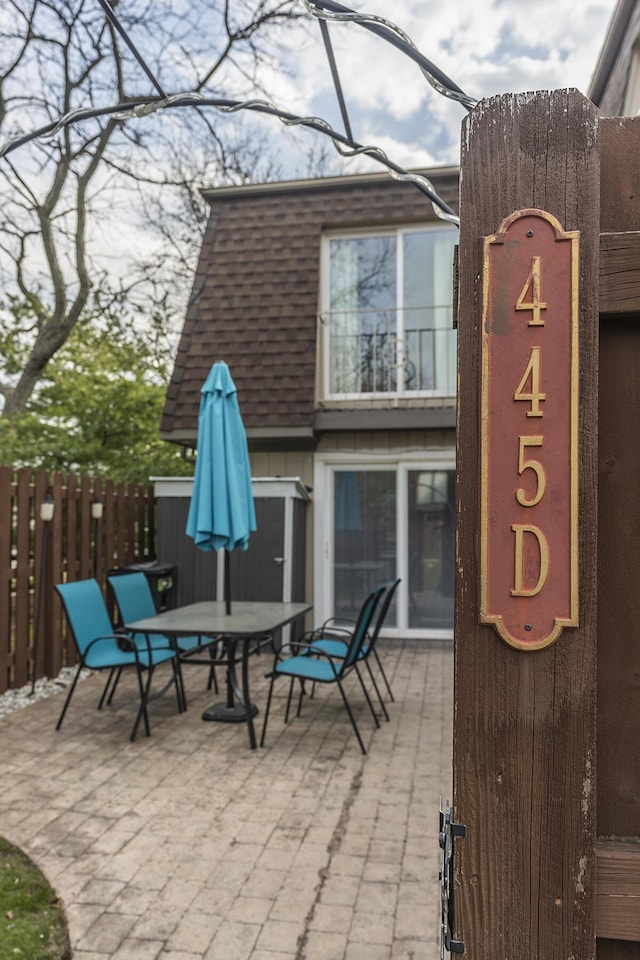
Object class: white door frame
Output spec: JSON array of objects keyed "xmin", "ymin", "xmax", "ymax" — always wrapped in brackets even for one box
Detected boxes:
[{"xmin": 313, "ymin": 450, "xmax": 455, "ymax": 640}]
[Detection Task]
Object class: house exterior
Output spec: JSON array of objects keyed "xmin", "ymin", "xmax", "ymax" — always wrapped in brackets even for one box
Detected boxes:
[
  {"xmin": 589, "ymin": 0, "xmax": 640, "ymax": 114},
  {"xmin": 161, "ymin": 166, "xmax": 460, "ymax": 639}
]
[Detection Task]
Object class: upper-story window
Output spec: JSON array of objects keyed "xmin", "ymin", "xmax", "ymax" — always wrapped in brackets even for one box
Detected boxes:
[{"xmin": 320, "ymin": 224, "xmax": 457, "ymax": 399}]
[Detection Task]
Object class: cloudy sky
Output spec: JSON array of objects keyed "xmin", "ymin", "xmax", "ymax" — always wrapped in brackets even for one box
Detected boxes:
[
  {"xmin": 0, "ymin": 0, "xmax": 622, "ymax": 304},
  {"xmin": 259, "ymin": 0, "xmax": 619, "ymax": 176}
]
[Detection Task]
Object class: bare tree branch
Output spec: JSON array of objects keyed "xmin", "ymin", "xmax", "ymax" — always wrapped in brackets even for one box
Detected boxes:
[{"xmin": 0, "ymin": 0, "xmax": 303, "ymax": 415}]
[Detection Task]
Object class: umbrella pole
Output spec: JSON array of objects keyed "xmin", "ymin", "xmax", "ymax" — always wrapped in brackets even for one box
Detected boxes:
[{"xmin": 224, "ymin": 548, "xmax": 231, "ymax": 615}]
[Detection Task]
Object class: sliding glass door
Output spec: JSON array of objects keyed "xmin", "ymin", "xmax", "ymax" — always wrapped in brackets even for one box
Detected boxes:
[
  {"xmin": 333, "ymin": 470, "xmax": 397, "ymax": 624},
  {"xmin": 319, "ymin": 458, "xmax": 455, "ymax": 638},
  {"xmin": 406, "ymin": 469, "xmax": 455, "ymax": 629}
]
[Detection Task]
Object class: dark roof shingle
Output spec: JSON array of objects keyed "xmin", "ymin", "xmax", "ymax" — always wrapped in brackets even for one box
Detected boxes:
[{"xmin": 161, "ymin": 168, "xmax": 459, "ymax": 442}]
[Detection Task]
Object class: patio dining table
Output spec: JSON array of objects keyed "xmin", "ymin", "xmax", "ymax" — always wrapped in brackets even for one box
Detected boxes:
[{"xmin": 126, "ymin": 600, "xmax": 312, "ymax": 749}]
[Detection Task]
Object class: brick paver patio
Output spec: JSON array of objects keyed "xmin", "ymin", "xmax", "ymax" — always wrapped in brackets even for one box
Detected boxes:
[{"xmin": 0, "ymin": 639, "xmax": 453, "ymax": 960}]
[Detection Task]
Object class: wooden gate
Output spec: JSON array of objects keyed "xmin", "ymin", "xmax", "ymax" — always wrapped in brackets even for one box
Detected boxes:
[{"xmin": 453, "ymin": 90, "xmax": 640, "ymax": 959}]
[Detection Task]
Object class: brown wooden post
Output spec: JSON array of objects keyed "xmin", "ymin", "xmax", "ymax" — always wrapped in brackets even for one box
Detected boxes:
[
  {"xmin": 93, "ymin": 476, "xmax": 104, "ymax": 585},
  {"xmin": 79, "ymin": 475, "xmax": 92, "ymax": 579},
  {"xmin": 596, "ymin": 116, "xmax": 640, "ymax": 957},
  {"xmin": 0, "ymin": 466, "xmax": 12, "ymax": 693},
  {"xmin": 46, "ymin": 471, "xmax": 63, "ymax": 676},
  {"xmin": 32, "ymin": 467, "xmax": 48, "ymax": 682},
  {"xmin": 14, "ymin": 467, "xmax": 32, "ymax": 686},
  {"xmin": 454, "ymin": 90, "xmax": 599, "ymax": 958}
]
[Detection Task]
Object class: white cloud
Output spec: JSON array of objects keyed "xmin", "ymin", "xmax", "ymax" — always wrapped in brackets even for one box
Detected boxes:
[
  {"xmin": 257, "ymin": 0, "xmax": 618, "ymax": 175},
  {"xmin": 0, "ymin": 0, "xmax": 620, "ymax": 300}
]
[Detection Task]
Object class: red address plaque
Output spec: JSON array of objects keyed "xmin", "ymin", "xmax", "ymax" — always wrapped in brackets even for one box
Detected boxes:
[{"xmin": 480, "ymin": 209, "xmax": 579, "ymax": 650}]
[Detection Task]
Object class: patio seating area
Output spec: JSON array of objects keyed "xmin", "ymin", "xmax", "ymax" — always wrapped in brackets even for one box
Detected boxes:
[{"xmin": 0, "ymin": 638, "xmax": 452, "ymax": 960}]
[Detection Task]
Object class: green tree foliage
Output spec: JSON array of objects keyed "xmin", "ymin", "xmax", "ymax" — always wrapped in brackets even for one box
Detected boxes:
[{"xmin": 0, "ymin": 300, "xmax": 192, "ymax": 483}]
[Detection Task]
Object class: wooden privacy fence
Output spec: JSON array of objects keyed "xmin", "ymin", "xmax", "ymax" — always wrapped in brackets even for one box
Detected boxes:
[{"xmin": 0, "ymin": 466, "xmax": 155, "ymax": 694}]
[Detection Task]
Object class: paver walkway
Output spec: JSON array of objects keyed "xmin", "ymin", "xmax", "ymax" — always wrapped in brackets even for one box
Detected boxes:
[{"xmin": 0, "ymin": 640, "xmax": 453, "ymax": 960}]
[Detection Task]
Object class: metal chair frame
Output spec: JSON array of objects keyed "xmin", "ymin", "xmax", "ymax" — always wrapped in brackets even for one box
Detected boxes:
[
  {"xmin": 56, "ymin": 579, "xmax": 184, "ymax": 742},
  {"xmin": 260, "ymin": 585, "xmax": 385, "ymax": 755},
  {"xmin": 108, "ymin": 572, "xmax": 220, "ymax": 694},
  {"xmin": 306, "ymin": 578, "xmax": 401, "ymax": 716}
]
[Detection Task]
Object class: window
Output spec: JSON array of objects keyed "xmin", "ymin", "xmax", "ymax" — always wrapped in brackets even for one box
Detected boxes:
[{"xmin": 321, "ymin": 225, "xmax": 457, "ymax": 398}]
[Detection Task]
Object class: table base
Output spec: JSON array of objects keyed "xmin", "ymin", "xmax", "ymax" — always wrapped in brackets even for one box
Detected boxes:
[{"xmin": 202, "ymin": 702, "xmax": 259, "ymax": 724}]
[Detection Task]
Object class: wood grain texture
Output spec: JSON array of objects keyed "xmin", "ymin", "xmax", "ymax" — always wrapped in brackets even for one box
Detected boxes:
[
  {"xmin": 596, "ymin": 842, "xmax": 640, "ymax": 942},
  {"xmin": 595, "ymin": 115, "xmax": 640, "ymax": 960},
  {"xmin": 597, "ymin": 319, "xmax": 640, "ymax": 840},
  {"xmin": 600, "ymin": 117, "xmax": 640, "ymax": 233},
  {"xmin": 600, "ymin": 233, "xmax": 640, "ymax": 314},
  {"xmin": 455, "ymin": 90, "xmax": 599, "ymax": 959}
]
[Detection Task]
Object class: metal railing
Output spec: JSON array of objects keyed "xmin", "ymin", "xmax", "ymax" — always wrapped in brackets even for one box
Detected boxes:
[{"xmin": 319, "ymin": 306, "xmax": 456, "ymax": 397}]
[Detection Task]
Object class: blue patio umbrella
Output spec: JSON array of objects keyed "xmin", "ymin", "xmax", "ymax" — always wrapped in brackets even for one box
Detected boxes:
[{"xmin": 186, "ymin": 362, "xmax": 256, "ymax": 614}]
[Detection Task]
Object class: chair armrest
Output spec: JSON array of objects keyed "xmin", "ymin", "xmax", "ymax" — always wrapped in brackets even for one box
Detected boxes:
[
  {"xmin": 126, "ymin": 629, "xmax": 176, "ymax": 656},
  {"xmin": 85, "ymin": 633, "xmax": 140, "ymax": 658},
  {"xmin": 318, "ymin": 628, "xmax": 352, "ymax": 641},
  {"xmin": 320, "ymin": 616, "xmax": 356, "ymax": 630}
]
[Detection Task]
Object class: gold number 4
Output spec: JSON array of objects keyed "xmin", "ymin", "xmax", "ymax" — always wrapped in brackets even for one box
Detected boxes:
[
  {"xmin": 514, "ymin": 346, "xmax": 546, "ymax": 417},
  {"xmin": 515, "ymin": 256, "xmax": 547, "ymax": 326}
]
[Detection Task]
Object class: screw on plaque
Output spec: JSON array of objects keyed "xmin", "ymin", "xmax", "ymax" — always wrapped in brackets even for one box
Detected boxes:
[
  {"xmin": 526, "ymin": 229, "xmax": 534, "ymax": 237},
  {"xmin": 525, "ymin": 624, "xmax": 532, "ymax": 631}
]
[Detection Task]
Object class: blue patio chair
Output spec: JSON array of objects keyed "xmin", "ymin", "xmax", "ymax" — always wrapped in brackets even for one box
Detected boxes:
[
  {"xmin": 307, "ymin": 578, "xmax": 401, "ymax": 717},
  {"xmin": 108, "ymin": 572, "xmax": 219, "ymax": 694},
  {"xmin": 260, "ymin": 584, "xmax": 385, "ymax": 755},
  {"xmin": 55, "ymin": 578, "xmax": 184, "ymax": 742}
]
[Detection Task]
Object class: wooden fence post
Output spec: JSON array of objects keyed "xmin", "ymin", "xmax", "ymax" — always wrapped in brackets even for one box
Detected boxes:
[
  {"xmin": 14, "ymin": 468, "xmax": 32, "ymax": 687},
  {"xmin": 454, "ymin": 89, "xmax": 600, "ymax": 958},
  {"xmin": 46, "ymin": 471, "xmax": 63, "ymax": 677},
  {"xmin": 32, "ymin": 468, "xmax": 48, "ymax": 682},
  {"xmin": 0, "ymin": 466, "xmax": 12, "ymax": 691}
]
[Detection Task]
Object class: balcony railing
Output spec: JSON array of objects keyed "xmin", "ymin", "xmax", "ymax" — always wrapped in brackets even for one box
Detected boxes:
[{"xmin": 319, "ymin": 306, "xmax": 456, "ymax": 398}]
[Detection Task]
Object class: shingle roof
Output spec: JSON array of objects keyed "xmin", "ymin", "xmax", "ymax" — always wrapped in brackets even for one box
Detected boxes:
[{"xmin": 161, "ymin": 168, "xmax": 460, "ymax": 444}]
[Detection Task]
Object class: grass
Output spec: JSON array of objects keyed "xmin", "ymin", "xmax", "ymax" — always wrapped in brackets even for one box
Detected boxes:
[{"xmin": 0, "ymin": 837, "xmax": 70, "ymax": 960}]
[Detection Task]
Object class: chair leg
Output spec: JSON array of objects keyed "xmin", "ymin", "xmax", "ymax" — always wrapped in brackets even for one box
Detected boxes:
[
  {"xmin": 173, "ymin": 659, "xmax": 186, "ymax": 713},
  {"xmin": 335, "ymin": 676, "xmax": 366, "ymax": 755},
  {"xmin": 130, "ymin": 665, "xmax": 151, "ymax": 742},
  {"xmin": 98, "ymin": 669, "xmax": 116, "ymax": 709},
  {"xmin": 207, "ymin": 651, "xmax": 219, "ymax": 693},
  {"xmin": 364, "ymin": 660, "xmax": 390, "ymax": 722},
  {"xmin": 106, "ymin": 667, "xmax": 123, "ymax": 706},
  {"xmin": 354, "ymin": 665, "xmax": 380, "ymax": 729},
  {"xmin": 56, "ymin": 663, "xmax": 83, "ymax": 731},
  {"xmin": 284, "ymin": 676, "xmax": 295, "ymax": 723},
  {"xmin": 296, "ymin": 680, "xmax": 306, "ymax": 718},
  {"xmin": 372, "ymin": 647, "xmax": 394, "ymax": 701},
  {"xmin": 260, "ymin": 675, "xmax": 275, "ymax": 747}
]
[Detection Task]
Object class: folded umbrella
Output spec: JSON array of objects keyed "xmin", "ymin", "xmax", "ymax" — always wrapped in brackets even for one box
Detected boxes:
[{"xmin": 186, "ymin": 361, "xmax": 256, "ymax": 613}]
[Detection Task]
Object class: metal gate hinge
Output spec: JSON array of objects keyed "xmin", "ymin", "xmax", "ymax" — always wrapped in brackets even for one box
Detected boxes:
[{"xmin": 439, "ymin": 800, "xmax": 466, "ymax": 956}]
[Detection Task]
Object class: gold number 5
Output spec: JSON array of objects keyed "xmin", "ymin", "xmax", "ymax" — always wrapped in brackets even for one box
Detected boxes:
[{"xmin": 516, "ymin": 436, "xmax": 546, "ymax": 507}]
